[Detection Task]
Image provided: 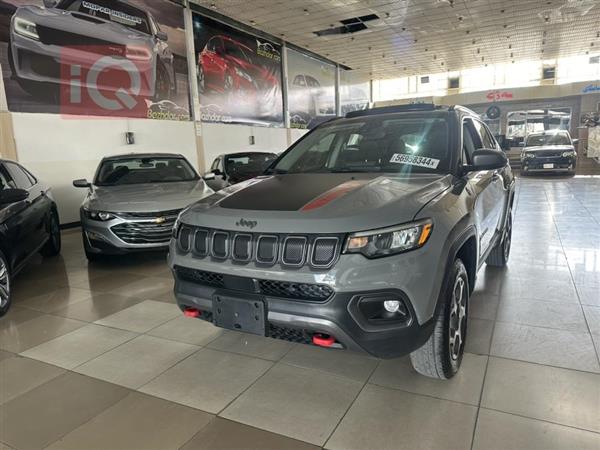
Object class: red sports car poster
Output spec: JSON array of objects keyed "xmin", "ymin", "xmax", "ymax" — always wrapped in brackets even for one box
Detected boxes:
[{"xmin": 193, "ymin": 13, "xmax": 283, "ymax": 127}]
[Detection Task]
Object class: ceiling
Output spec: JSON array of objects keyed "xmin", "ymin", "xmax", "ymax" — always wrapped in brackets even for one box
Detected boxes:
[{"xmin": 191, "ymin": 0, "xmax": 600, "ymax": 80}]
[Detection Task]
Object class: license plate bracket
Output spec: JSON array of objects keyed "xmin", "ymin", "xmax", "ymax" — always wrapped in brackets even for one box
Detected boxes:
[{"xmin": 213, "ymin": 293, "xmax": 266, "ymax": 336}]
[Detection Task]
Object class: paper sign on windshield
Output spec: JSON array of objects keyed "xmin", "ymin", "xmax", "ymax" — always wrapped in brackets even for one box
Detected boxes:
[{"xmin": 390, "ymin": 153, "xmax": 440, "ymax": 169}]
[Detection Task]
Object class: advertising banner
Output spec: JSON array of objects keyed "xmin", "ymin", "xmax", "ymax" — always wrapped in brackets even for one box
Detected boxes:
[
  {"xmin": 287, "ymin": 48, "xmax": 335, "ymax": 129},
  {"xmin": 0, "ymin": 0, "xmax": 191, "ymax": 120},
  {"xmin": 193, "ymin": 13, "xmax": 283, "ymax": 127}
]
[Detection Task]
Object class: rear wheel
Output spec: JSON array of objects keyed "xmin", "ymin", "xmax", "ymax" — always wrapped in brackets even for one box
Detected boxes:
[
  {"xmin": 154, "ymin": 64, "xmax": 172, "ymax": 101},
  {"xmin": 486, "ymin": 206, "xmax": 512, "ymax": 267},
  {"xmin": 410, "ymin": 259, "xmax": 469, "ymax": 379},
  {"xmin": 40, "ymin": 211, "xmax": 61, "ymax": 257},
  {"xmin": 0, "ymin": 250, "xmax": 11, "ymax": 317}
]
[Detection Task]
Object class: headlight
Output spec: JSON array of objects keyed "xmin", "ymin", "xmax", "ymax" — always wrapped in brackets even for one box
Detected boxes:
[
  {"xmin": 344, "ymin": 220, "xmax": 433, "ymax": 258},
  {"xmin": 522, "ymin": 152, "xmax": 535, "ymax": 159},
  {"xmin": 562, "ymin": 151, "xmax": 576, "ymax": 158},
  {"xmin": 84, "ymin": 209, "xmax": 115, "ymax": 221},
  {"xmin": 234, "ymin": 67, "xmax": 253, "ymax": 82},
  {"xmin": 14, "ymin": 17, "xmax": 39, "ymax": 40}
]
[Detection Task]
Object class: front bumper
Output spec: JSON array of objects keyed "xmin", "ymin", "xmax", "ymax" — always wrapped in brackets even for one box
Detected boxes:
[
  {"xmin": 82, "ymin": 212, "xmax": 174, "ymax": 255},
  {"xmin": 10, "ymin": 30, "xmax": 154, "ymax": 94},
  {"xmin": 521, "ymin": 156, "xmax": 576, "ymax": 172}
]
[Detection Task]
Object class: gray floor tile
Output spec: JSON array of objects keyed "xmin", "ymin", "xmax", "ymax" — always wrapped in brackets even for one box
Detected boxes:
[
  {"xmin": 577, "ymin": 285, "xmax": 600, "ymax": 306},
  {"xmin": 281, "ymin": 345, "xmax": 378, "ymax": 383},
  {"xmin": 21, "ymin": 324, "xmax": 137, "ymax": 369},
  {"xmin": 582, "ymin": 305, "xmax": 600, "ymax": 336},
  {"xmin": 369, "ymin": 353, "xmax": 487, "ymax": 406},
  {"xmin": 0, "ymin": 306, "xmax": 44, "ymax": 330},
  {"xmin": 496, "ymin": 298, "xmax": 588, "ymax": 332},
  {"xmin": 181, "ymin": 417, "xmax": 319, "ymax": 450},
  {"xmin": 112, "ymin": 276, "xmax": 174, "ymax": 301},
  {"xmin": 46, "ymin": 392, "xmax": 212, "ymax": 450},
  {"xmin": 147, "ymin": 315, "xmax": 224, "ymax": 346},
  {"xmin": 326, "ymin": 384, "xmax": 477, "ymax": 450},
  {"xmin": 0, "ymin": 314, "xmax": 86, "ymax": 353},
  {"xmin": 500, "ymin": 276, "xmax": 578, "ymax": 304},
  {"xmin": 208, "ymin": 331, "xmax": 293, "ymax": 361},
  {"xmin": 0, "ymin": 372, "xmax": 129, "ymax": 450},
  {"xmin": 140, "ymin": 348, "xmax": 272, "ymax": 414},
  {"xmin": 222, "ymin": 363, "xmax": 363, "ymax": 446},
  {"xmin": 473, "ymin": 408, "xmax": 600, "ymax": 450},
  {"xmin": 491, "ymin": 322, "xmax": 600, "ymax": 372},
  {"xmin": 53, "ymin": 293, "xmax": 144, "ymax": 322},
  {"xmin": 469, "ymin": 292, "xmax": 499, "ymax": 321},
  {"xmin": 94, "ymin": 300, "xmax": 180, "ymax": 333},
  {"xmin": 0, "ymin": 356, "xmax": 65, "ymax": 405},
  {"xmin": 17, "ymin": 287, "xmax": 93, "ymax": 313},
  {"xmin": 73, "ymin": 271, "xmax": 147, "ymax": 292},
  {"xmin": 482, "ymin": 357, "xmax": 600, "ymax": 432},
  {"xmin": 464, "ymin": 318, "xmax": 493, "ymax": 355},
  {"xmin": 75, "ymin": 335, "xmax": 198, "ymax": 389}
]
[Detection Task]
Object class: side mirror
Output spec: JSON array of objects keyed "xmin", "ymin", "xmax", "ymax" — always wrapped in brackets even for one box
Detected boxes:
[
  {"xmin": 73, "ymin": 179, "xmax": 91, "ymax": 188},
  {"xmin": 465, "ymin": 149, "xmax": 508, "ymax": 173},
  {"xmin": 518, "ymin": 141, "xmax": 526, "ymax": 147},
  {"xmin": 156, "ymin": 31, "xmax": 168, "ymax": 42},
  {"xmin": 203, "ymin": 172, "xmax": 216, "ymax": 181},
  {"xmin": 0, "ymin": 188, "xmax": 29, "ymax": 205},
  {"xmin": 43, "ymin": 0, "xmax": 59, "ymax": 7},
  {"xmin": 572, "ymin": 138, "xmax": 579, "ymax": 145}
]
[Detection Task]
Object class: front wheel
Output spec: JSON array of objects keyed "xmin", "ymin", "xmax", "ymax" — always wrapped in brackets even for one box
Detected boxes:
[
  {"xmin": 410, "ymin": 259, "xmax": 469, "ymax": 379},
  {"xmin": 0, "ymin": 250, "xmax": 12, "ymax": 317}
]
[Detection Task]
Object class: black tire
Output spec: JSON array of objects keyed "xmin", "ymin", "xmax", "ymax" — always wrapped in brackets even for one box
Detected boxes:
[
  {"xmin": 154, "ymin": 64, "xmax": 172, "ymax": 101},
  {"xmin": 40, "ymin": 211, "xmax": 61, "ymax": 257},
  {"xmin": 486, "ymin": 206, "xmax": 512, "ymax": 267},
  {"xmin": 410, "ymin": 259, "xmax": 469, "ymax": 379},
  {"xmin": 0, "ymin": 250, "xmax": 11, "ymax": 318}
]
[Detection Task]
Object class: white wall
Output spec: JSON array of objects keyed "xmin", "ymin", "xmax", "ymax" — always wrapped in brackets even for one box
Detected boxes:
[
  {"xmin": 201, "ymin": 122, "xmax": 289, "ymax": 168},
  {"xmin": 12, "ymin": 113, "xmax": 198, "ymax": 224}
]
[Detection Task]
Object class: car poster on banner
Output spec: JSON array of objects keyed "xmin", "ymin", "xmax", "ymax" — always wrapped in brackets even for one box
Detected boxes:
[
  {"xmin": 287, "ymin": 48, "xmax": 335, "ymax": 129},
  {"xmin": 0, "ymin": 0, "xmax": 191, "ymax": 120},
  {"xmin": 340, "ymin": 70, "xmax": 369, "ymax": 115},
  {"xmin": 193, "ymin": 13, "xmax": 283, "ymax": 127}
]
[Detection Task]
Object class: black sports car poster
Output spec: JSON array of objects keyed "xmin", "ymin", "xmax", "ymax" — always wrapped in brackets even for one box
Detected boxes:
[
  {"xmin": 193, "ymin": 13, "xmax": 284, "ymax": 127},
  {"xmin": 0, "ymin": 0, "xmax": 191, "ymax": 120},
  {"xmin": 286, "ymin": 48, "xmax": 335, "ymax": 129}
]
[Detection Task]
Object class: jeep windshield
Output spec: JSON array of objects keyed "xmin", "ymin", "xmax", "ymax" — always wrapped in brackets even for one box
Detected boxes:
[
  {"xmin": 63, "ymin": 0, "xmax": 151, "ymax": 35},
  {"xmin": 525, "ymin": 132, "xmax": 571, "ymax": 146},
  {"xmin": 268, "ymin": 114, "xmax": 450, "ymax": 174},
  {"xmin": 95, "ymin": 157, "xmax": 198, "ymax": 186}
]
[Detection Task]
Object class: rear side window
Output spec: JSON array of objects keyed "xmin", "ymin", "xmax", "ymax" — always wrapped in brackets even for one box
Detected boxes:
[
  {"xmin": 5, "ymin": 163, "xmax": 34, "ymax": 189},
  {"xmin": 472, "ymin": 120, "xmax": 497, "ymax": 149},
  {"xmin": 0, "ymin": 164, "xmax": 16, "ymax": 190}
]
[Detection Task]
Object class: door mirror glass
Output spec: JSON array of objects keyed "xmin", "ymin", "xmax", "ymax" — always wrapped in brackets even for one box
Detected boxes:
[
  {"xmin": 572, "ymin": 138, "xmax": 579, "ymax": 145},
  {"xmin": 203, "ymin": 172, "xmax": 216, "ymax": 181},
  {"xmin": 73, "ymin": 179, "xmax": 91, "ymax": 188},
  {"xmin": 466, "ymin": 149, "xmax": 508, "ymax": 172},
  {"xmin": 156, "ymin": 31, "xmax": 168, "ymax": 42},
  {"xmin": 0, "ymin": 188, "xmax": 29, "ymax": 204}
]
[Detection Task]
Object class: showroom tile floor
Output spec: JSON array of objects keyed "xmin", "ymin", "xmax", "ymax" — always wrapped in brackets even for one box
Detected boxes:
[{"xmin": 1, "ymin": 175, "xmax": 600, "ymax": 450}]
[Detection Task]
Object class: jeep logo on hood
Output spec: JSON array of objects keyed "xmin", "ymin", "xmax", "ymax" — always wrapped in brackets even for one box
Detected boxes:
[{"xmin": 236, "ymin": 218, "xmax": 257, "ymax": 229}]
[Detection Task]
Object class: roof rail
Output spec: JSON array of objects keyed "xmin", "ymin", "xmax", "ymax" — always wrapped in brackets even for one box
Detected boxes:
[{"xmin": 345, "ymin": 103, "xmax": 441, "ymax": 118}]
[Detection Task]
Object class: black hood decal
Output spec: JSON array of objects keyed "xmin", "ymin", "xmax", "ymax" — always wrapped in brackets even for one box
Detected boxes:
[{"xmin": 218, "ymin": 174, "xmax": 374, "ymax": 211}]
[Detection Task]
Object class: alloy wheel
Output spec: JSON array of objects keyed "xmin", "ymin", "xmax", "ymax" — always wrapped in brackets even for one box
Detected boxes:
[
  {"xmin": 449, "ymin": 275, "xmax": 467, "ymax": 361},
  {"xmin": 0, "ymin": 257, "xmax": 9, "ymax": 309}
]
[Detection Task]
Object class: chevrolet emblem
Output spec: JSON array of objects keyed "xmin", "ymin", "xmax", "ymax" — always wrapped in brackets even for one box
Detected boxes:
[{"xmin": 155, "ymin": 217, "xmax": 166, "ymax": 224}]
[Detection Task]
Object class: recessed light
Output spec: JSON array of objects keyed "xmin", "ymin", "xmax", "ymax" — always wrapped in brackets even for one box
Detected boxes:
[
  {"xmin": 303, "ymin": 8, "xmax": 309, "ymax": 15},
  {"xmin": 249, "ymin": 20, "xmax": 256, "ymax": 25},
  {"xmin": 458, "ymin": 16, "xmax": 463, "ymax": 21},
  {"xmin": 466, "ymin": 30, "xmax": 470, "ymax": 34},
  {"xmin": 210, "ymin": 3, "xmax": 216, "ymax": 9}
]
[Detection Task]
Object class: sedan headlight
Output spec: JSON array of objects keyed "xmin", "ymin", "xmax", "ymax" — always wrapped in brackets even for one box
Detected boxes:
[
  {"xmin": 84, "ymin": 209, "xmax": 115, "ymax": 221},
  {"xmin": 562, "ymin": 150, "xmax": 576, "ymax": 158},
  {"xmin": 344, "ymin": 220, "xmax": 433, "ymax": 258},
  {"xmin": 521, "ymin": 152, "xmax": 536, "ymax": 159},
  {"xmin": 14, "ymin": 17, "xmax": 39, "ymax": 40}
]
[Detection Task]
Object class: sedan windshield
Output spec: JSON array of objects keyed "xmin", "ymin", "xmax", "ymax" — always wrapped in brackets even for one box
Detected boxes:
[
  {"xmin": 526, "ymin": 133, "xmax": 571, "ymax": 146},
  {"xmin": 95, "ymin": 157, "xmax": 198, "ymax": 186},
  {"xmin": 268, "ymin": 115, "xmax": 450, "ymax": 174}
]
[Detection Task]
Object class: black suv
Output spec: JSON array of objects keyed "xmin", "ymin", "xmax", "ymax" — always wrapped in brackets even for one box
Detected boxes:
[{"xmin": 0, "ymin": 160, "xmax": 61, "ymax": 316}]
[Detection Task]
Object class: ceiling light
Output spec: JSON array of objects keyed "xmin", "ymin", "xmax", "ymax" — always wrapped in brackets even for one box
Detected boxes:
[
  {"xmin": 303, "ymin": 8, "xmax": 309, "ymax": 15},
  {"xmin": 210, "ymin": 3, "xmax": 216, "ymax": 9}
]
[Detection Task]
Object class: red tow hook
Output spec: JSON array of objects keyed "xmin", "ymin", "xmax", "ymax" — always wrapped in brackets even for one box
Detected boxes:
[
  {"xmin": 183, "ymin": 307, "xmax": 201, "ymax": 318},
  {"xmin": 312, "ymin": 333, "xmax": 336, "ymax": 348}
]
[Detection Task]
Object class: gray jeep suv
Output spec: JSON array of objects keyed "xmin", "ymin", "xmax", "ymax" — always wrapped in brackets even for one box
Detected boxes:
[{"xmin": 169, "ymin": 104, "xmax": 515, "ymax": 379}]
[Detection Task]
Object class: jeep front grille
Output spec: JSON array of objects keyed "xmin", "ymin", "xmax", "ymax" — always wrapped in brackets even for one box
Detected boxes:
[
  {"xmin": 177, "ymin": 226, "xmax": 342, "ymax": 269},
  {"xmin": 174, "ymin": 266, "xmax": 334, "ymax": 302}
]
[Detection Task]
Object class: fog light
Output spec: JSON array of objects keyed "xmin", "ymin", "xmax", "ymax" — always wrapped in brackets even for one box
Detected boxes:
[{"xmin": 384, "ymin": 300, "xmax": 401, "ymax": 313}]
